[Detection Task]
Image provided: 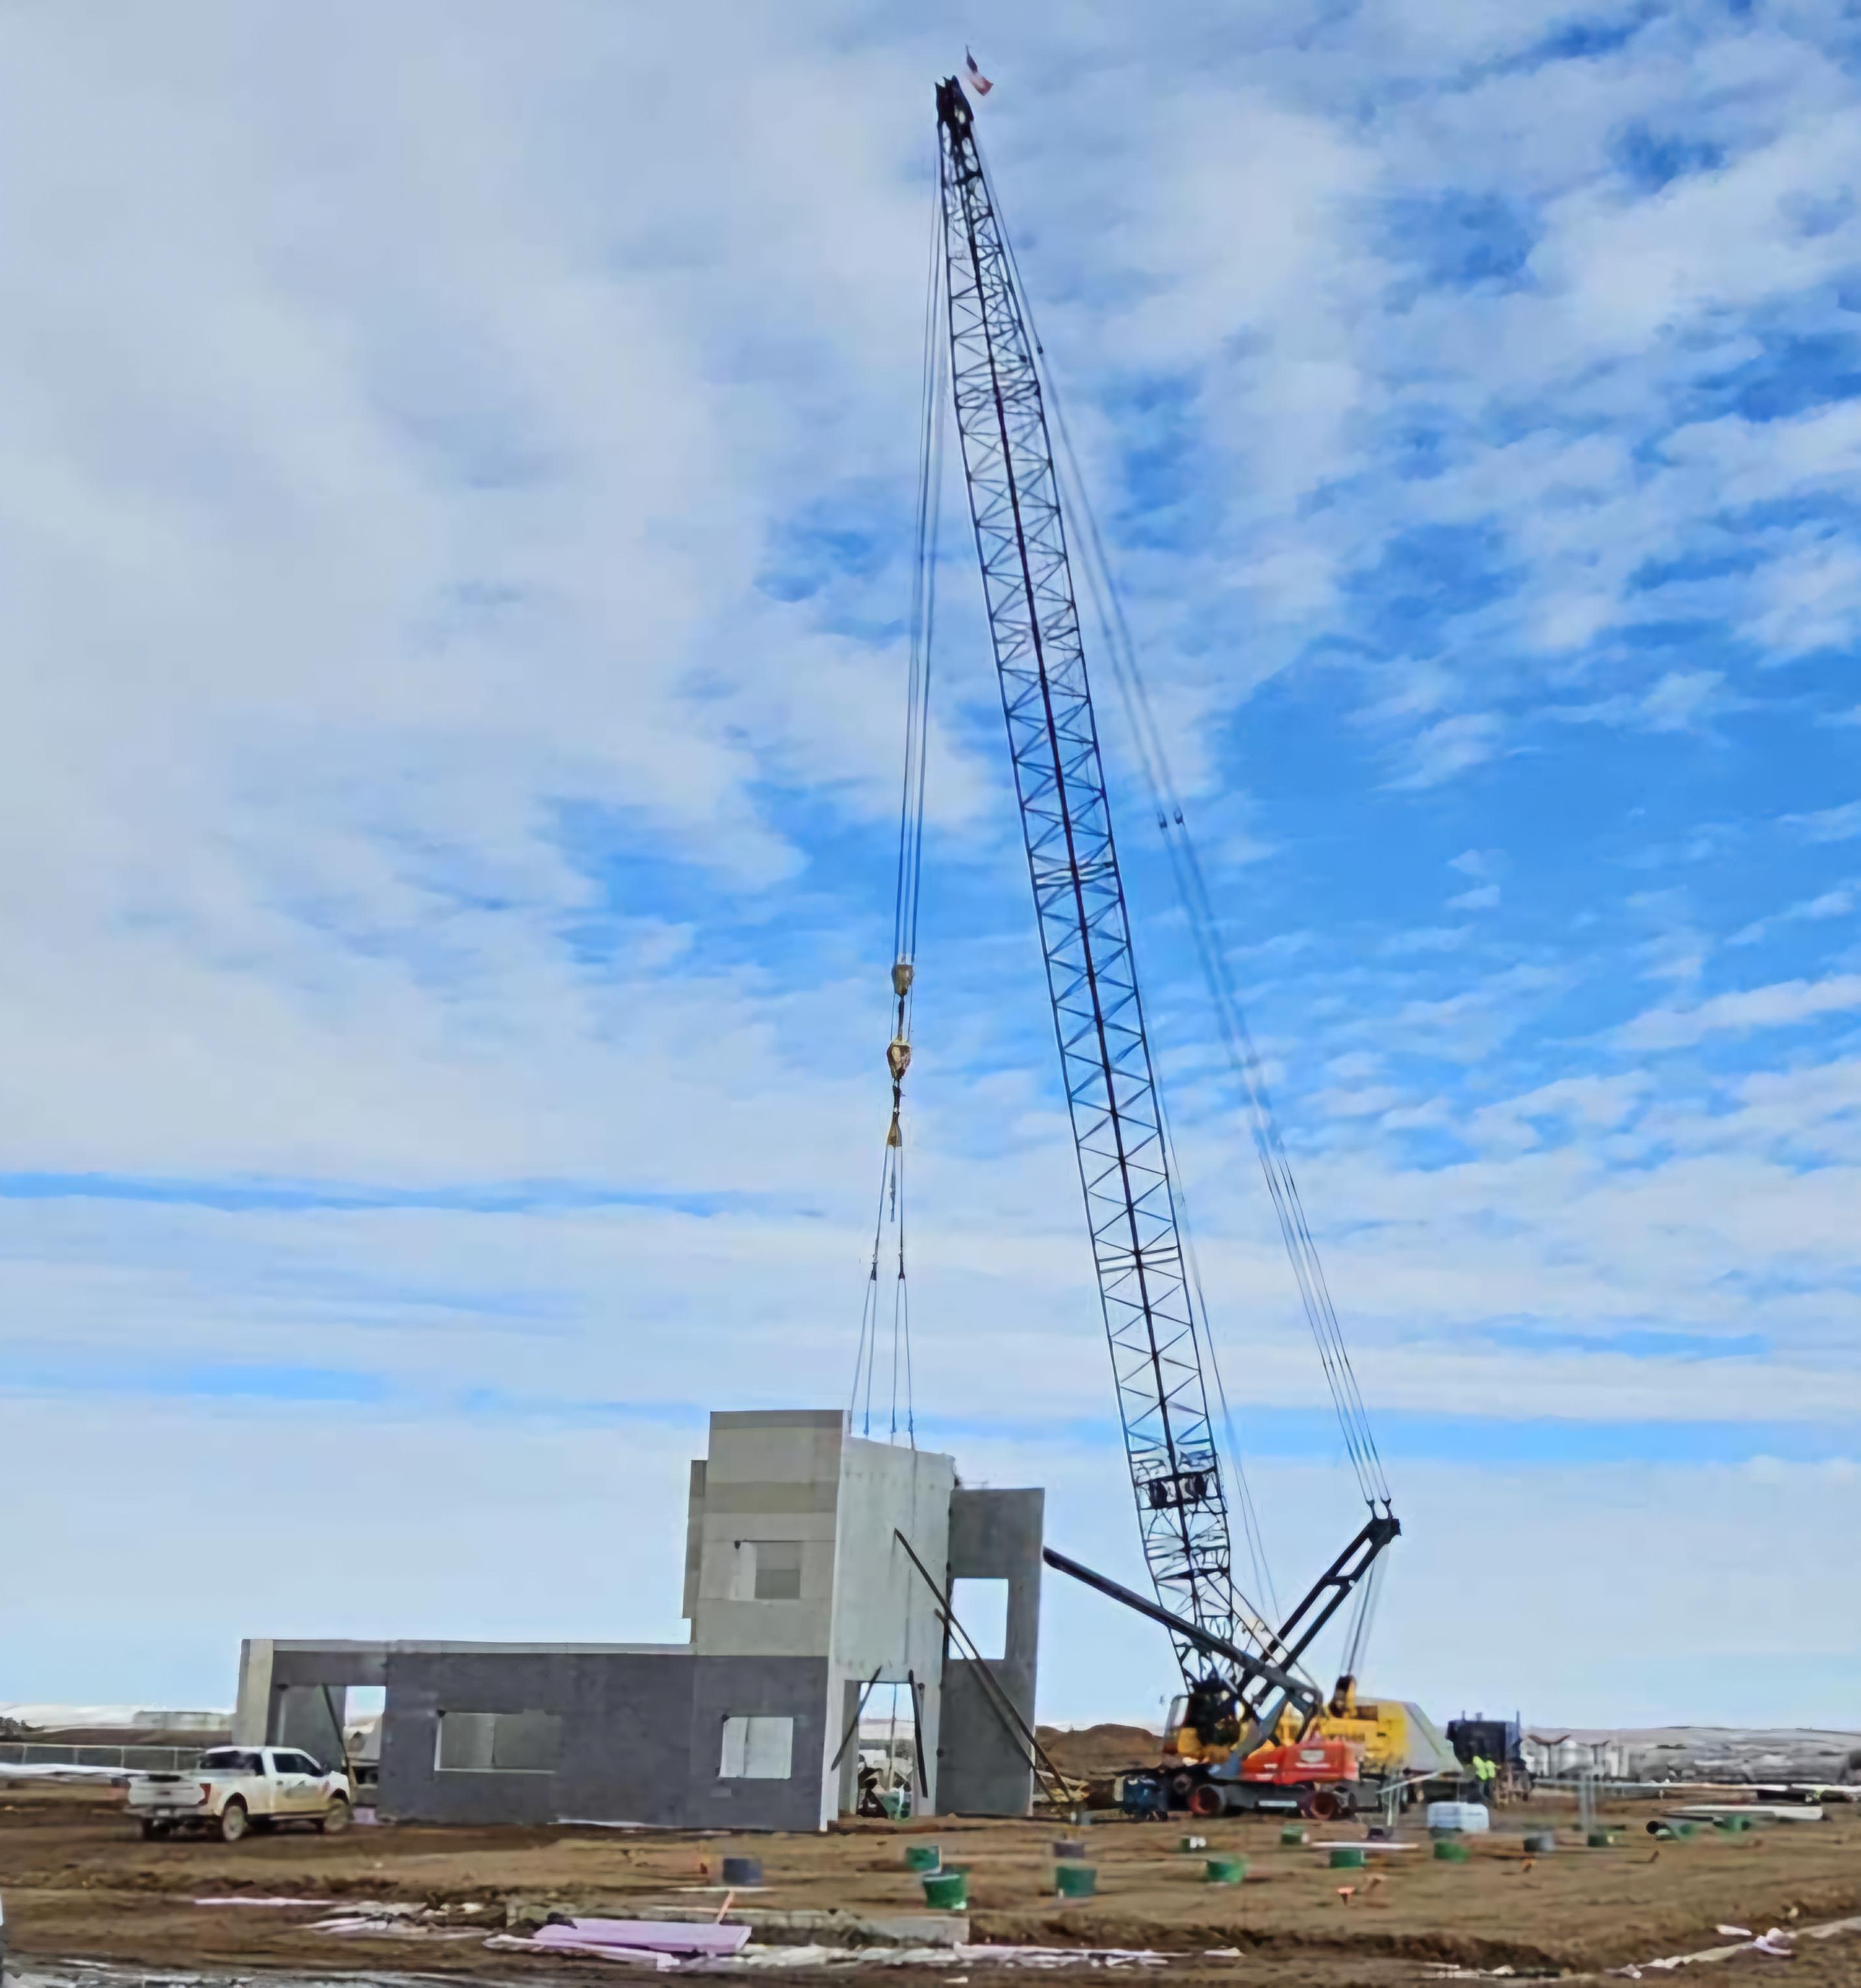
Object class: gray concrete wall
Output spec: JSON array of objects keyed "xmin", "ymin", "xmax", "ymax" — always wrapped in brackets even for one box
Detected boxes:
[
  {"xmin": 378, "ymin": 1649, "xmax": 697, "ymax": 1827},
  {"xmin": 686, "ymin": 1654, "xmax": 836, "ymax": 1832},
  {"xmin": 234, "ymin": 1640, "xmax": 389, "ymax": 1749},
  {"xmin": 937, "ymin": 1487, "xmax": 1044, "ymax": 1816},
  {"xmin": 827, "ymin": 1434, "xmax": 955, "ymax": 1822},
  {"xmin": 691, "ymin": 1410, "xmax": 845, "ymax": 1661},
  {"xmin": 274, "ymin": 1685, "xmax": 348, "ymax": 1766},
  {"xmin": 372, "ymin": 1647, "xmax": 832, "ymax": 1829}
]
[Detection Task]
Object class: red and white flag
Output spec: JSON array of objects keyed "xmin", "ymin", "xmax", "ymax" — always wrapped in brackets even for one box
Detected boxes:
[{"xmin": 965, "ymin": 49, "xmax": 993, "ymax": 95}]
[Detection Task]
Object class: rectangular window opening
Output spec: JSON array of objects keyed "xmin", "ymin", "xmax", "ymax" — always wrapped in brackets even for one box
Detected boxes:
[
  {"xmin": 751, "ymin": 1539, "xmax": 804, "ymax": 1602},
  {"xmin": 435, "ymin": 1709, "xmax": 563, "ymax": 1774},
  {"xmin": 950, "ymin": 1577, "xmax": 1010, "ymax": 1662},
  {"xmin": 719, "ymin": 1713, "xmax": 795, "ymax": 1780}
]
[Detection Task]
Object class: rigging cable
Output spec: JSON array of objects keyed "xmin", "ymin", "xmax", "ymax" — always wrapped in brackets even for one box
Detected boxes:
[
  {"xmin": 971, "ymin": 133, "xmax": 1391, "ymax": 1514},
  {"xmin": 1339, "ymin": 1550, "xmax": 1387, "ymax": 1685},
  {"xmin": 849, "ymin": 164, "xmax": 946, "ymax": 1446}
]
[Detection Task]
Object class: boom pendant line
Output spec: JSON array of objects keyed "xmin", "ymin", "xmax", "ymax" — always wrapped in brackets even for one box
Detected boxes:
[{"xmin": 934, "ymin": 79, "xmax": 1238, "ymax": 1670}]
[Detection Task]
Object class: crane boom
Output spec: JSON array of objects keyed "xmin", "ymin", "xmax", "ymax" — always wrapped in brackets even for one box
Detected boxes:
[{"xmin": 933, "ymin": 77, "xmax": 1239, "ymax": 1670}]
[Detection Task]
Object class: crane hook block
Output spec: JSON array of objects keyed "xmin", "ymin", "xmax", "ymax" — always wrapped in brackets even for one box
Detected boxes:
[
  {"xmin": 887, "ymin": 1038, "xmax": 912, "ymax": 1080},
  {"xmin": 892, "ymin": 962, "xmax": 915, "ymax": 997}
]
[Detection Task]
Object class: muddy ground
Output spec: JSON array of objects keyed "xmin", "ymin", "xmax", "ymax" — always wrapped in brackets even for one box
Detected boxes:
[{"xmin": 2, "ymin": 1783, "xmax": 1857, "ymax": 1985}]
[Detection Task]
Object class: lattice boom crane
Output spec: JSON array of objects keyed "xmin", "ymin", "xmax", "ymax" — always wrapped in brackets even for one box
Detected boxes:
[{"xmin": 931, "ymin": 75, "xmax": 1396, "ymax": 1704}]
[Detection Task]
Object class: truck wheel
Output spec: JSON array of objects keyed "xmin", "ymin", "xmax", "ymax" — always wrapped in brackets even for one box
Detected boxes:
[
  {"xmin": 219, "ymin": 1798, "xmax": 250, "ymax": 1844},
  {"xmin": 139, "ymin": 1818, "xmax": 170, "ymax": 1840},
  {"xmin": 318, "ymin": 1797, "xmax": 352, "ymax": 1835}
]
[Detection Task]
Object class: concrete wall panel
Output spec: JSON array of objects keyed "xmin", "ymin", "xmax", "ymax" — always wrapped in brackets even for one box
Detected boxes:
[
  {"xmin": 938, "ymin": 1488, "xmax": 1044, "ymax": 1816},
  {"xmin": 379, "ymin": 1650, "xmax": 697, "ymax": 1828},
  {"xmin": 685, "ymin": 1653, "xmax": 834, "ymax": 1832}
]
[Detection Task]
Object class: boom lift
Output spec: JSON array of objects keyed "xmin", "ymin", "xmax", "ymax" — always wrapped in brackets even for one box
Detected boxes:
[{"xmin": 927, "ymin": 76, "xmax": 1417, "ymax": 1811}]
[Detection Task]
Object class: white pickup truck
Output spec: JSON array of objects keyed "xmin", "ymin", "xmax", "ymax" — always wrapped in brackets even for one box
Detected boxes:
[{"xmin": 128, "ymin": 1745, "xmax": 353, "ymax": 1841}]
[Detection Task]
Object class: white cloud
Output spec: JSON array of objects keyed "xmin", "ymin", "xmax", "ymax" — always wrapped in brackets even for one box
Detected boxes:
[
  {"xmin": 1616, "ymin": 975, "xmax": 1861, "ymax": 1051},
  {"xmin": 1730, "ymin": 885, "xmax": 1856, "ymax": 946},
  {"xmin": 1391, "ymin": 713, "xmax": 1504, "ymax": 789},
  {"xmin": 1783, "ymin": 799, "xmax": 1861, "ymax": 843},
  {"xmin": 1548, "ymin": 669, "xmax": 1735, "ymax": 733}
]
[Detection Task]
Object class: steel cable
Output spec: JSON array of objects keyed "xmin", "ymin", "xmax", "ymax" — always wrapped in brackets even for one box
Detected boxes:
[
  {"xmin": 975, "ymin": 129, "xmax": 1391, "ymax": 1510},
  {"xmin": 852, "ymin": 167, "xmax": 946, "ymax": 1446}
]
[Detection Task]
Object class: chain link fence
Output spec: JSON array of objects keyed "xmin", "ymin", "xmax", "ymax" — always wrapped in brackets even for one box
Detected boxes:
[{"xmin": 0, "ymin": 1741, "xmax": 201, "ymax": 1774}]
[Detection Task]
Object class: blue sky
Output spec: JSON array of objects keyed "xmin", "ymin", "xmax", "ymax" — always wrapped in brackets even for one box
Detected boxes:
[{"xmin": 2, "ymin": 0, "xmax": 1858, "ymax": 1728}]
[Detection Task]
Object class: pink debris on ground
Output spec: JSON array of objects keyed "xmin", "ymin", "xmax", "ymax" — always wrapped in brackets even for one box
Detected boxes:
[{"xmin": 532, "ymin": 1918, "xmax": 754, "ymax": 1957}]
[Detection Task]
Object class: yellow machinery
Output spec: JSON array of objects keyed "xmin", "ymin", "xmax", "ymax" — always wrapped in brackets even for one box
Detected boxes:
[{"xmin": 1162, "ymin": 1674, "xmax": 1453, "ymax": 1807}]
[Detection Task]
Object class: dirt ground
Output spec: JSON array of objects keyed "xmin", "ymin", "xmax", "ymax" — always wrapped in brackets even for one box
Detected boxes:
[{"xmin": 3, "ymin": 1782, "xmax": 1858, "ymax": 1985}]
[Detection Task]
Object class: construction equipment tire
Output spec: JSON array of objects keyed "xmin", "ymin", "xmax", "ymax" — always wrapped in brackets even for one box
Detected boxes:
[{"xmin": 1187, "ymin": 1783, "xmax": 1225, "ymax": 1818}]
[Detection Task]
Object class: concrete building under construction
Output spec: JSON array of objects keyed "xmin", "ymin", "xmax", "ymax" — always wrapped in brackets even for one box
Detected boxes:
[{"xmin": 233, "ymin": 1408, "xmax": 1044, "ymax": 1829}]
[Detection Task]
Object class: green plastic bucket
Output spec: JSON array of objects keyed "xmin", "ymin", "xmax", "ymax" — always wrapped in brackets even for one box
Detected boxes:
[
  {"xmin": 1205, "ymin": 1855, "xmax": 1246, "ymax": 1885},
  {"xmin": 922, "ymin": 1870, "xmax": 968, "ymax": 1910},
  {"xmin": 1177, "ymin": 1834, "xmax": 1207, "ymax": 1853},
  {"xmin": 1434, "ymin": 1839, "xmax": 1470, "ymax": 1863},
  {"xmin": 905, "ymin": 1844, "xmax": 942, "ymax": 1872},
  {"xmin": 1673, "ymin": 1821, "xmax": 1697, "ymax": 1838},
  {"xmin": 1329, "ymin": 1846, "xmax": 1367, "ymax": 1869},
  {"xmin": 1055, "ymin": 1864, "xmax": 1097, "ymax": 1899},
  {"xmin": 1587, "ymin": 1829, "xmax": 1616, "ymax": 1849},
  {"xmin": 1715, "ymin": 1816, "xmax": 1751, "ymax": 1833},
  {"xmin": 1279, "ymin": 1824, "xmax": 1307, "ymax": 1846}
]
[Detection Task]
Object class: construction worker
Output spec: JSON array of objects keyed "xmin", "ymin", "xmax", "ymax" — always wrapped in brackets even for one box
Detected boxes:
[{"xmin": 1472, "ymin": 1752, "xmax": 1499, "ymax": 1804}]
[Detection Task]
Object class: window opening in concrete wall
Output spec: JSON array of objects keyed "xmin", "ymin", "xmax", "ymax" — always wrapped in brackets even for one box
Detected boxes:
[
  {"xmin": 435, "ymin": 1710, "xmax": 563, "ymax": 1774},
  {"xmin": 751, "ymin": 1540, "xmax": 804, "ymax": 1601},
  {"xmin": 950, "ymin": 1577, "xmax": 1010, "ymax": 1661},
  {"xmin": 719, "ymin": 1714, "xmax": 794, "ymax": 1779}
]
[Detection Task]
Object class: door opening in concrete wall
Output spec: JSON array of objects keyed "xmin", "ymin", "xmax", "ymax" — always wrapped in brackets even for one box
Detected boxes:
[
  {"xmin": 845, "ymin": 1681, "xmax": 918, "ymax": 1818},
  {"xmin": 719, "ymin": 1714, "xmax": 793, "ymax": 1779},
  {"xmin": 950, "ymin": 1577, "xmax": 1009, "ymax": 1660},
  {"xmin": 341, "ymin": 1686, "xmax": 385, "ymax": 1788},
  {"xmin": 435, "ymin": 1710, "xmax": 563, "ymax": 1774}
]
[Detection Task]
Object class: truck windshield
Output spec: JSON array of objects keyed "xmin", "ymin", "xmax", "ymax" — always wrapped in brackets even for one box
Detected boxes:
[{"xmin": 198, "ymin": 1749, "xmax": 263, "ymax": 1774}]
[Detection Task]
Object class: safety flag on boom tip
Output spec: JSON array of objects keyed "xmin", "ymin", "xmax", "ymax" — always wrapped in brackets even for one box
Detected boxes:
[{"xmin": 965, "ymin": 49, "xmax": 993, "ymax": 95}]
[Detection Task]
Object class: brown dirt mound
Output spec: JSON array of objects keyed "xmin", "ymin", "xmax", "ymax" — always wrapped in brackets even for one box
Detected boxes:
[{"xmin": 1036, "ymin": 1722, "xmax": 1162, "ymax": 1778}]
